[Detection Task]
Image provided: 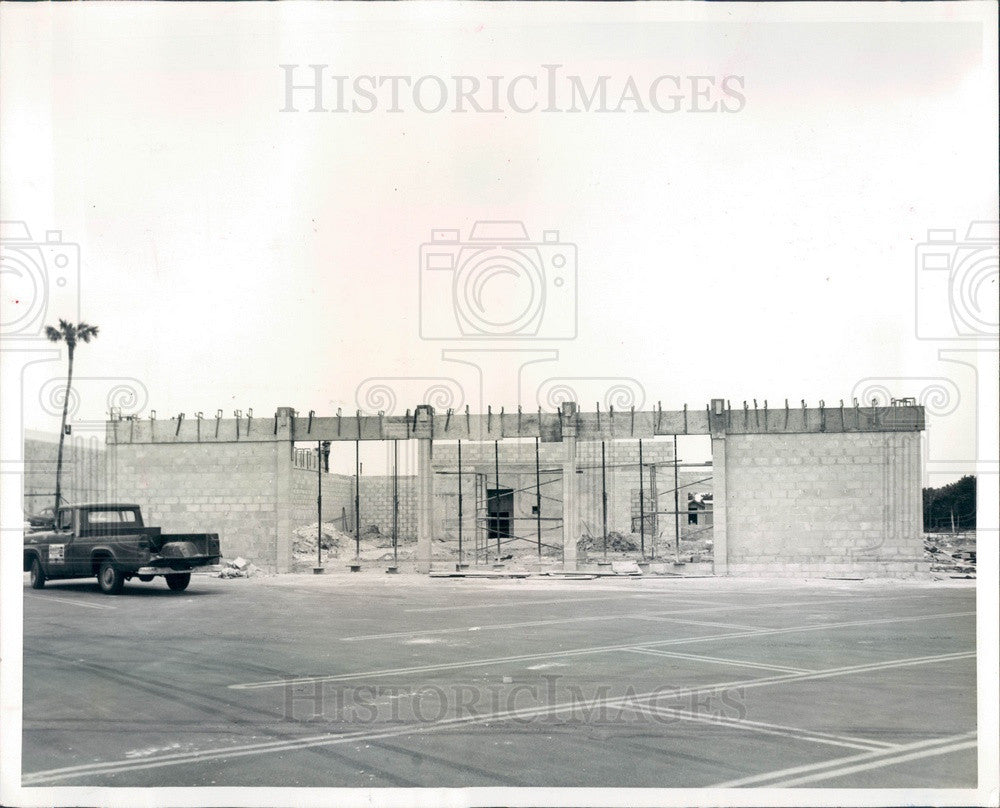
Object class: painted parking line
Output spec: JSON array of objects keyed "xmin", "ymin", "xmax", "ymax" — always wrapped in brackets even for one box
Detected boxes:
[
  {"xmin": 715, "ymin": 732, "xmax": 977, "ymax": 787},
  {"xmin": 630, "ymin": 616, "xmax": 768, "ymax": 632},
  {"xmin": 619, "ymin": 703, "xmax": 895, "ymax": 752},
  {"xmin": 625, "ymin": 647, "xmax": 814, "ymax": 675},
  {"xmin": 23, "ymin": 593, "xmax": 115, "ymax": 611},
  {"xmin": 339, "ymin": 597, "xmax": 952, "ymax": 642},
  {"xmin": 769, "ymin": 738, "xmax": 978, "ymax": 786},
  {"xmin": 404, "ymin": 594, "xmax": 649, "ymax": 612},
  {"xmin": 339, "ymin": 611, "xmax": 676, "ymax": 641},
  {"xmin": 25, "ymin": 650, "xmax": 972, "ymax": 786},
  {"xmin": 232, "ymin": 610, "xmax": 974, "ymax": 690},
  {"xmin": 406, "ymin": 594, "xmax": 749, "ymax": 612},
  {"xmin": 338, "ymin": 595, "xmax": 933, "ymax": 642}
]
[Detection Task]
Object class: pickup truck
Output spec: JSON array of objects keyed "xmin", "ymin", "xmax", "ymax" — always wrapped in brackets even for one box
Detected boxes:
[{"xmin": 24, "ymin": 503, "xmax": 221, "ymax": 594}]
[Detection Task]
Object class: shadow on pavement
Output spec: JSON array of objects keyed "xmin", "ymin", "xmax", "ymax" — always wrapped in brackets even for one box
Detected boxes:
[{"xmin": 24, "ymin": 580, "xmax": 221, "ymax": 598}]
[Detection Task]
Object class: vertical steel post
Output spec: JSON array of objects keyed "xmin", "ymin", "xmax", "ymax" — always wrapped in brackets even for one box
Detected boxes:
[
  {"xmin": 475, "ymin": 474, "xmax": 481, "ymax": 565},
  {"xmin": 535, "ymin": 436, "xmax": 542, "ymax": 560},
  {"xmin": 601, "ymin": 440, "xmax": 608, "ymax": 561},
  {"xmin": 673, "ymin": 435, "xmax": 680, "ymax": 563},
  {"xmin": 316, "ymin": 440, "xmax": 322, "ymax": 568},
  {"xmin": 392, "ymin": 439, "xmax": 398, "ymax": 568},
  {"xmin": 355, "ymin": 439, "xmax": 361, "ymax": 560},
  {"xmin": 457, "ymin": 439, "xmax": 463, "ymax": 565},
  {"xmin": 494, "ymin": 439, "xmax": 501, "ymax": 558},
  {"xmin": 638, "ymin": 438, "xmax": 645, "ymax": 559}
]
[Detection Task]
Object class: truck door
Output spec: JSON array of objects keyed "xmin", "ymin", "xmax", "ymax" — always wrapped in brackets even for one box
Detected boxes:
[
  {"xmin": 63, "ymin": 509, "xmax": 93, "ymax": 576},
  {"xmin": 45, "ymin": 508, "xmax": 75, "ymax": 577}
]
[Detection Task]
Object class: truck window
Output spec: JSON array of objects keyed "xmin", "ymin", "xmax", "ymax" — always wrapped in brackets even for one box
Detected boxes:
[
  {"xmin": 56, "ymin": 510, "xmax": 72, "ymax": 530},
  {"xmin": 86, "ymin": 509, "xmax": 139, "ymax": 526}
]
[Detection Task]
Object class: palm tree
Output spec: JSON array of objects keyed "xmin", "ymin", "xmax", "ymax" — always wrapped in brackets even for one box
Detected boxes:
[{"xmin": 45, "ymin": 320, "xmax": 99, "ymax": 513}]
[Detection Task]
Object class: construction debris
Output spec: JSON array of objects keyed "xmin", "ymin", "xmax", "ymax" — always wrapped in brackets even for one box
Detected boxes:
[
  {"xmin": 924, "ymin": 533, "xmax": 976, "ymax": 578},
  {"xmin": 217, "ymin": 558, "xmax": 262, "ymax": 579},
  {"xmin": 610, "ymin": 560, "xmax": 642, "ymax": 575}
]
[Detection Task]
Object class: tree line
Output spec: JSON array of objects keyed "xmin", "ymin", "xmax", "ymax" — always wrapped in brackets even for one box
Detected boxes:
[{"xmin": 923, "ymin": 475, "xmax": 976, "ymax": 532}]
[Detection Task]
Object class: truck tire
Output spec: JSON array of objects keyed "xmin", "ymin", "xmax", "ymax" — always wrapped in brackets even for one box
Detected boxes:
[
  {"xmin": 98, "ymin": 560, "xmax": 125, "ymax": 594},
  {"xmin": 29, "ymin": 557, "xmax": 46, "ymax": 589},
  {"xmin": 165, "ymin": 573, "xmax": 191, "ymax": 592}
]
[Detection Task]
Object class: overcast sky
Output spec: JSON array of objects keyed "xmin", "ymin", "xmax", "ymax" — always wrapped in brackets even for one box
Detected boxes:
[{"xmin": 1, "ymin": 3, "xmax": 997, "ymax": 484}]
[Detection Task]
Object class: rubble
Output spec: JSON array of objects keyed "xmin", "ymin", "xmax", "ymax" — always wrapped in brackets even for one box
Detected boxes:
[
  {"xmin": 577, "ymin": 530, "xmax": 640, "ymax": 555},
  {"xmin": 610, "ymin": 560, "xmax": 642, "ymax": 575},
  {"xmin": 217, "ymin": 558, "xmax": 262, "ymax": 579},
  {"xmin": 924, "ymin": 533, "xmax": 976, "ymax": 578},
  {"xmin": 290, "ymin": 521, "xmax": 422, "ymax": 570}
]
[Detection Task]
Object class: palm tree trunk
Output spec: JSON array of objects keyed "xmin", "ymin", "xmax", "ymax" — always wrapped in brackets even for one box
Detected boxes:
[{"xmin": 54, "ymin": 346, "xmax": 74, "ymax": 512}]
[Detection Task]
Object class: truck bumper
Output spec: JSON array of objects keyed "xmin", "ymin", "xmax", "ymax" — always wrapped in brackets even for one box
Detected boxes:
[{"xmin": 137, "ymin": 561, "xmax": 222, "ymax": 576}]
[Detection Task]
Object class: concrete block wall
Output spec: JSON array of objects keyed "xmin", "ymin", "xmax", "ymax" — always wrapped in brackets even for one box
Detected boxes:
[
  {"xmin": 290, "ymin": 472, "xmax": 420, "ymax": 541},
  {"xmin": 23, "ymin": 430, "xmax": 107, "ymax": 512},
  {"xmin": 289, "ymin": 469, "xmax": 355, "ymax": 528},
  {"xmin": 721, "ymin": 432, "xmax": 925, "ymax": 577},
  {"xmin": 357, "ymin": 476, "xmax": 419, "ymax": 541},
  {"xmin": 108, "ymin": 441, "xmax": 284, "ymax": 571},
  {"xmin": 100, "ymin": 406, "xmax": 927, "ymax": 578}
]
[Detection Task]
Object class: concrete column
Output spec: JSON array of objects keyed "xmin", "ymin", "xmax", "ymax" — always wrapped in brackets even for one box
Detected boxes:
[
  {"xmin": 274, "ymin": 406, "xmax": 295, "ymax": 574},
  {"xmin": 708, "ymin": 398, "xmax": 728, "ymax": 576},
  {"xmin": 414, "ymin": 404, "xmax": 435, "ymax": 573},
  {"xmin": 912, "ymin": 432, "xmax": 923, "ymax": 543},
  {"xmin": 561, "ymin": 401, "xmax": 579, "ymax": 570}
]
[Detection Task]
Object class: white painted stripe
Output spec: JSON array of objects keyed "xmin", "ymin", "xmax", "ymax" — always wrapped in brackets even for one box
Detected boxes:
[
  {"xmin": 770, "ymin": 739, "xmax": 978, "ymax": 786},
  {"xmin": 619, "ymin": 703, "xmax": 893, "ymax": 751},
  {"xmin": 631, "ymin": 616, "xmax": 768, "ymax": 632},
  {"xmin": 340, "ymin": 611, "xmax": 668, "ymax": 641},
  {"xmin": 24, "ymin": 650, "xmax": 972, "ymax": 785},
  {"xmin": 625, "ymin": 647, "xmax": 814, "ymax": 674},
  {"xmin": 24, "ymin": 593, "xmax": 115, "ymax": 611},
  {"xmin": 404, "ymin": 594, "xmax": 649, "ymax": 612},
  {"xmin": 338, "ymin": 596, "xmax": 937, "ymax": 642},
  {"xmin": 231, "ymin": 610, "xmax": 974, "ymax": 690},
  {"xmin": 716, "ymin": 732, "xmax": 977, "ymax": 787}
]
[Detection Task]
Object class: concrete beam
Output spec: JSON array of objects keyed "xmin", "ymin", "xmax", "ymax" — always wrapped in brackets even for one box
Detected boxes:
[{"xmin": 106, "ymin": 402, "xmax": 925, "ymax": 445}]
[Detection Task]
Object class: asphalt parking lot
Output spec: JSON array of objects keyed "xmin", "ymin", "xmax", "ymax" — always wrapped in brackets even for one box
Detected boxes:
[{"xmin": 21, "ymin": 572, "xmax": 976, "ymax": 789}]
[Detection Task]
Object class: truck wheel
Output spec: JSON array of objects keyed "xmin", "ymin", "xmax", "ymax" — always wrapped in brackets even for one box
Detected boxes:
[
  {"xmin": 98, "ymin": 560, "xmax": 125, "ymax": 594},
  {"xmin": 138, "ymin": 574, "xmax": 155, "ymax": 582},
  {"xmin": 165, "ymin": 573, "xmax": 191, "ymax": 592},
  {"xmin": 29, "ymin": 557, "xmax": 46, "ymax": 589}
]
